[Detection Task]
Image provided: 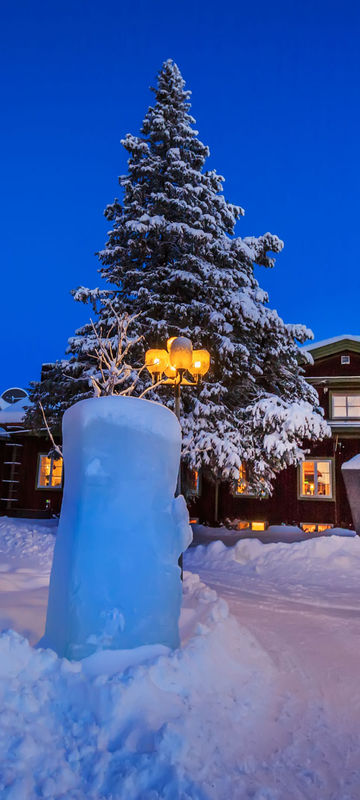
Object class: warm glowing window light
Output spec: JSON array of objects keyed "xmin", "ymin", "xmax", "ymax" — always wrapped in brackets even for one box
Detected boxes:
[
  {"xmin": 251, "ymin": 521, "xmax": 266, "ymax": 531},
  {"xmin": 236, "ymin": 463, "xmax": 260, "ymax": 497},
  {"xmin": 191, "ymin": 469, "xmax": 199, "ymax": 495},
  {"xmin": 301, "ymin": 523, "xmax": 317, "ymax": 534},
  {"xmin": 37, "ymin": 455, "xmax": 63, "ymax": 489},
  {"xmin": 301, "ymin": 522, "xmax": 333, "ymax": 533},
  {"xmin": 237, "ymin": 463, "xmax": 248, "ymax": 494},
  {"xmin": 301, "ymin": 460, "xmax": 332, "ymax": 498}
]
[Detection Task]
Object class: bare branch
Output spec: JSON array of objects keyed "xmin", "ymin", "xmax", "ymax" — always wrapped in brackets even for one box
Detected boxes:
[{"xmin": 39, "ymin": 401, "xmax": 63, "ymax": 458}]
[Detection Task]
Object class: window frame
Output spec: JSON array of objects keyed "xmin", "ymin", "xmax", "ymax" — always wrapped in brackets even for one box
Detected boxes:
[
  {"xmin": 330, "ymin": 391, "xmax": 360, "ymax": 420},
  {"xmin": 36, "ymin": 453, "xmax": 64, "ymax": 491},
  {"xmin": 298, "ymin": 458, "xmax": 335, "ymax": 501}
]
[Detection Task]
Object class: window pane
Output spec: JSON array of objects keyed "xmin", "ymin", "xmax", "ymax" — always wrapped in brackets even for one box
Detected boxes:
[
  {"xmin": 332, "ymin": 395, "xmax": 347, "ymax": 417},
  {"xmin": 348, "ymin": 396, "xmax": 360, "ymax": 417},
  {"xmin": 302, "ymin": 462, "xmax": 315, "ymax": 495},
  {"xmin": 301, "ymin": 523, "xmax": 316, "ymax": 533},
  {"xmin": 38, "ymin": 456, "xmax": 52, "ymax": 488},
  {"xmin": 51, "ymin": 458, "xmax": 63, "ymax": 488},
  {"xmin": 316, "ymin": 462, "xmax": 331, "ymax": 496},
  {"xmin": 301, "ymin": 460, "xmax": 332, "ymax": 498},
  {"xmin": 237, "ymin": 463, "xmax": 249, "ymax": 494},
  {"xmin": 333, "ymin": 393, "xmax": 360, "ymax": 418}
]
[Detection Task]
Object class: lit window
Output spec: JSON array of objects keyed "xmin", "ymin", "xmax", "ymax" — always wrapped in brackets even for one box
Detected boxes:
[
  {"xmin": 301, "ymin": 523, "xmax": 317, "ymax": 533},
  {"xmin": 300, "ymin": 523, "xmax": 333, "ymax": 533},
  {"xmin": 184, "ymin": 468, "xmax": 201, "ymax": 497},
  {"xmin": 37, "ymin": 455, "xmax": 63, "ymax": 489},
  {"xmin": 237, "ymin": 521, "xmax": 250, "ymax": 530},
  {"xmin": 236, "ymin": 463, "xmax": 258, "ymax": 496},
  {"xmin": 317, "ymin": 524, "xmax": 332, "ymax": 532},
  {"xmin": 332, "ymin": 393, "xmax": 360, "ymax": 419},
  {"xmin": 251, "ymin": 521, "xmax": 266, "ymax": 531},
  {"xmin": 300, "ymin": 460, "xmax": 333, "ymax": 499}
]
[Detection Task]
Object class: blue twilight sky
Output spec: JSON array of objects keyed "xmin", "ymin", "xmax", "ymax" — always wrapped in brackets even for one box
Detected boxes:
[{"xmin": 0, "ymin": 0, "xmax": 359, "ymax": 389}]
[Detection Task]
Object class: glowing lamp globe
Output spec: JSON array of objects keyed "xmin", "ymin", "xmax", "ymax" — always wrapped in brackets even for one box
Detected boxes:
[
  {"xmin": 190, "ymin": 349, "xmax": 210, "ymax": 377},
  {"xmin": 169, "ymin": 337, "xmax": 193, "ymax": 371},
  {"xmin": 145, "ymin": 349, "xmax": 169, "ymax": 376},
  {"xmin": 165, "ymin": 363, "xmax": 177, "ymax": 379},
  {"xmin": 167, "ymin": 337, "xmax": 177, "ymax": 352}
]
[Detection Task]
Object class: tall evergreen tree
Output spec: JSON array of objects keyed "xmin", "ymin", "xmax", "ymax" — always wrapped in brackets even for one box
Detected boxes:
[{"xmin": 27, "ymin": 60, "xmax": 329, "ymax": 493}]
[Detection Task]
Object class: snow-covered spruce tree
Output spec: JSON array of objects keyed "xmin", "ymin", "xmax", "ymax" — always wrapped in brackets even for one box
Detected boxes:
[{"xmin": 26, "ymin": 59, "xmax": 329, "ymax": 493}]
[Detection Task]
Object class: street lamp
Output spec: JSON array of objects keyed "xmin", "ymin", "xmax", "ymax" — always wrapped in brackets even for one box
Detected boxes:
[
  {"xmin": 145, "ymin": 336, "xmax": 210, "ymax": 423},
  {"xmin": 145, "ymin": 336, "xmax": 210, "ymax": 578}
]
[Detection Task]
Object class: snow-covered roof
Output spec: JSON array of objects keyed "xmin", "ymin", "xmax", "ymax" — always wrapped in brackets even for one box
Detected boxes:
[
  {"xmin": 0, "ymin": 394, "xmax": 31, "ymax": 425},
  {"xmin": 304, "ymin": 335, "xmax": 360, "ymax": 351},
  {"xmin": 303, "ymin": 335, "xmax": 360, "ymax": 358},
  {"xmin": 342, "ymin": 454, "xmax": 360, "ymax": 470}
]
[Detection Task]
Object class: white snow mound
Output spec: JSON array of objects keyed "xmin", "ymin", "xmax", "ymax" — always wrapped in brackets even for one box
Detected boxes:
[{"xmin": 0, "ymin": 569, "xmax": 274, "ymax": 799}]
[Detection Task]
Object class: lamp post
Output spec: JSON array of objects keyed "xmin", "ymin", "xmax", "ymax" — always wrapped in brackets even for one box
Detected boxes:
[
  {"xmin": 145, "ymin": 336, "xmax": 210, "ymax": 492},
  {"xmin": 145, "ymin": 336, "xmax": 210, "ymax": 579}
]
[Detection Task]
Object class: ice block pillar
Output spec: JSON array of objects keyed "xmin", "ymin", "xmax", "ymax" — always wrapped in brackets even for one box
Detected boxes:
[
  {"xmin": 39, "ymin": 396, "xmax": 192, "ymax": 659},
  {"xmin": 341, "ymin": 454, "xmax": 360, "ymax": 534}
]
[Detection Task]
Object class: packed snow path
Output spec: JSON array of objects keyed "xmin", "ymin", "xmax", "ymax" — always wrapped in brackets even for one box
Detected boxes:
[
  {"xmin": 1, "ymin": 518, "xmax": 360, "ymax": 798},
  {"xmin": 188, "ymin": 539, "xmax": 360, "ymax": 798}
]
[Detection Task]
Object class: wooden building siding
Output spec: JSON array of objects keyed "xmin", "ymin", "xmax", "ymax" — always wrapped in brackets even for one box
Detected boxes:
[
  {"xmin": 190, "ymin": 338, "xmax": 360, "ymax": 528},
  {"xmin": 0, "ymin": 434, "xmax": 62, "ymax": 516},
  {"xmin": 306, "ymin": 352, "xmax": 360, "ymax": 379},
  {"xmin": 189, "ymin": 437, "xmax": 359, "ymax": 529}
]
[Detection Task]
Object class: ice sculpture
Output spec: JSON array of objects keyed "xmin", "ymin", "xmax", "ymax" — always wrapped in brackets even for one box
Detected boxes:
[{"xmin": 39, "ymin": 396, "xmax": 192, "ymax": 659}]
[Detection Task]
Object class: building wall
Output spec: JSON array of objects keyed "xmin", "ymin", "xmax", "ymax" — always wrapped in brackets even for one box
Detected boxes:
[
  {"xmin": 0, "ymin": 435, "xmax": 62, "ymax": 516},
  {"xmin": 190, "ymin": 437, "xmax": 358, "ymax": 529},
  {"xmin": 189, "ymin": 342, "xmax": 360, "ymax": 528}
]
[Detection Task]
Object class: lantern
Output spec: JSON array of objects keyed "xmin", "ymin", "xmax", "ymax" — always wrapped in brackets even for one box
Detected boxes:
[
  {"xmin": 167, "ymin": 337, "xmax": 177, "ymax": 352},
  {"xmin": 165, "ymin": 363, "xmax": 177, "ymax": 379},
  {"xmin": 169, "ymin": 337, "xmax": 193, "ymax": 371},
  {"xmin": 189, "ymin": 349, "xmax": 210, "ymax": 378},
  {"xmin": 145, "ymin": 349, "xmax": 169, "ymax": 376}
]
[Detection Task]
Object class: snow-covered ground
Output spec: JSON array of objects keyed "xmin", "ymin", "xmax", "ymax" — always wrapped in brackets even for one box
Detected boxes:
[{"xmin": 1, "ymin": 517, "xmax": 360, "ymax": 798}]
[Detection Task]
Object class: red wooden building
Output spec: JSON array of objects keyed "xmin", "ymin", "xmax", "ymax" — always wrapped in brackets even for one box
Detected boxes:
[
  {"xmin": 189, "ymin": 335, "xmax": 360, "ymax": 531},
  {"xmin": 1, "ymin": 335, "xmax": 360, "ymax": 529},
  {"xmin": 0, "ymin": 388, "xmax": 63, "ymax": 517}
]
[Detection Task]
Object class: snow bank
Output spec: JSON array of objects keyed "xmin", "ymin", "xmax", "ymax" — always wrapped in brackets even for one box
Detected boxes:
[
  {"xmin": 0, "ymin": 517, "xmax": 56, "ymax": 566},
  {"xmin": 192, "ymin": 522, "xmax": 355, "ymax": 545},
  {"xmin": 0, "ymin": 572, "xmax": 274, "ymax": 800},
  {"xmin": 187, "ymin": 534, "xmax": 360, "ymax": 607},
  {"xmin": 0, "ymin": 518, "xmax": 56, "ymax": 645}
]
